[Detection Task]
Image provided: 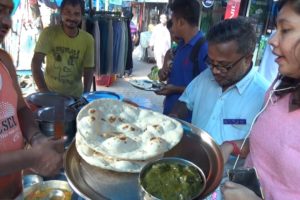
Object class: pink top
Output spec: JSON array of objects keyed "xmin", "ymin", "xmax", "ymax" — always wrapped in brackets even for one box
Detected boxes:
[
  {"xmin": 0, "ymin": 61, "xmax": 24, "ymax": 198},
  {"xmin": 245, "ymin": 92, "xmax": 300, "ymax": 199}
]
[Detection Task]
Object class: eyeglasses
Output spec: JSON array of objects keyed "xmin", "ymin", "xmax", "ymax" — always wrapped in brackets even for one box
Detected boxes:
[{"xmin": 205, "ymin": 54, "xmax": 247, "ymax": 73}]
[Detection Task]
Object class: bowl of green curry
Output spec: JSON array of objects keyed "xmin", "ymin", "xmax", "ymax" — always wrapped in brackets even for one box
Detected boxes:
[{"xmin": 139, "ymin": 157, "xmax": 206, "ymax": 200}]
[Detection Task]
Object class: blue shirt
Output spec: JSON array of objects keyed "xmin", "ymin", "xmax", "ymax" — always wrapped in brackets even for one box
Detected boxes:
[
  {"xmin": 179, "ymin": 67, "xmax": 269, "ymax": 144},
  {"xmin": 163, "ymin": 31, "xmax": 208, "ymax": 121}
]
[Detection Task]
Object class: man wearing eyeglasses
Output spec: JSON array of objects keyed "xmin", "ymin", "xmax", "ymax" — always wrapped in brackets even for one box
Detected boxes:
[{"xmin": 170, "ymin": 17, "xmax": 269, "ymax": 146}]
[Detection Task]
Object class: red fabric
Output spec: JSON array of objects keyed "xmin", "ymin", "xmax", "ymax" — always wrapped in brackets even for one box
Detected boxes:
[
  {"xmin": 28, "ymin": 0, "xmax": 38, "ymax": 5},
  {"xmin": 224, "ymin": 0, "xmax": 241, "ymax": 19},
  {"xmin": 0, "ymin": 61, "xmax": 24, "ymax": 198},
  {"xmin": 224, "ymin": 141, "xmax": 241, "ymax": 156}
]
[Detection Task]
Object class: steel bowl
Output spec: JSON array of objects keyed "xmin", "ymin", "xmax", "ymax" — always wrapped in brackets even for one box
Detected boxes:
[
  {"xmin": 24, "ymin": 180, "xmax": 73, "ymax": 200},
  {"xmin": 139, "ymin": 157, "xmax": 207, "ymax": 200},
  {"xmin": 35, "ymin": 106, "xmax": 77, "ymax": 145},
  {"xmin": 26, "ymin": 92, "xmax": 75, "ymax": 108},
  {"xmin": 23, "ymin": 174, "xmax": 43, "ymax": 189}
]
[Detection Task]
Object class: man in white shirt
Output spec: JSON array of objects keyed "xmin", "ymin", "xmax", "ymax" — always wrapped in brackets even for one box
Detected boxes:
[
  {"xmin": 170, "ymin": 17, "xmax": 269, "ymax": 145},
  {"xmin": 149, "ymin": 14, "xmax": 171, "ymax": 69}
]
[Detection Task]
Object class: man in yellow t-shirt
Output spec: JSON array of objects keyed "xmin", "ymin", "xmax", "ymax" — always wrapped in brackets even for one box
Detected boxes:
[{"xmin": 31, "ymin": 0, "xmax": 94, "ymax": 97}]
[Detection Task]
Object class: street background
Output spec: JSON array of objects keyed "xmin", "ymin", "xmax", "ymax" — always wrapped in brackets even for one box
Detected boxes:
[{"xmin": 95, "ymin": 55, "xmax": 165, "ymax": 113}]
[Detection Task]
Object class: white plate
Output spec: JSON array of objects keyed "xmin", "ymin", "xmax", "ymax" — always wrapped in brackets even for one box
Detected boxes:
[{"xmin": 129, "ymin": 79, "xmax": 161, "ymax": 91}]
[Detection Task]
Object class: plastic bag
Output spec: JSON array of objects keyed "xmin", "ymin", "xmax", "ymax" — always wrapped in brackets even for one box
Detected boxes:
[{"xmin": 147, "ymin": 66, "xmax": 159, "ymax": 81}]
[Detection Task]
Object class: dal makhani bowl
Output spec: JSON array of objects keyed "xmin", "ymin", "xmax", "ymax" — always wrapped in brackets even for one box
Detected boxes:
[
  {"xmin": 24, "ymin": 180, "xmax": 73, "ymax": 200},
  {"xmin": 139, "ymin": 157, "xmax": 206, "ymax": 200}
]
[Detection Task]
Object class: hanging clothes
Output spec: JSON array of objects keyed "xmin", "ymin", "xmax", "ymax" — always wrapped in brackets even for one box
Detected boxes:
[
  {"xmin": 12, "ymin": 0, "xmax": 21, "ymax": 15},
  {"xmin": 84, "ymin": 14, "xmax": 131, "ymax": 76},
  {"xmin": 125, "ymin": 18, "xmax": 133, "ymax": 73}
]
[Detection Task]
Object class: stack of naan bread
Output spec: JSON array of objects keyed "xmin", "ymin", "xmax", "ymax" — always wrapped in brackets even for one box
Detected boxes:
[{"xmin": 75, "ymin": 99, "xmax": 183, "ymax": 173}]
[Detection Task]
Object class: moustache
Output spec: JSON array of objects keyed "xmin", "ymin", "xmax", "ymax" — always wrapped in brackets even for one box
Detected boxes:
[{"xmin": 66, "ymin": 20, "xmax": 78, "ymax": 24}]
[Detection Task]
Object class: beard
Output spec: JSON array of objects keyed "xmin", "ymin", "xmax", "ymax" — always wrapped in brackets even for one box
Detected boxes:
[{"xmin": 61, "ymin": 15, "xmax": 81, "ymax": 29}]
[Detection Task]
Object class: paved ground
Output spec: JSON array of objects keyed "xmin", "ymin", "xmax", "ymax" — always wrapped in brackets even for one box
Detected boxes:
[{"xmin": 95, "ymin": 56, "xmax": 165, "ymax": 112}]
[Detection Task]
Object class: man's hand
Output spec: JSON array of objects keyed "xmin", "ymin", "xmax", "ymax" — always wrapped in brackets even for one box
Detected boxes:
[
  {"xmin": 30, "ymin": 132, "xmax": 48, "ymax": 146},
  {"xmin": 220, "ymin": 142, "xmax": 234, "ymax": 164},
  {"xmin": 221, "ymin": 181, "xmax": 262, "ymax": 200},
  {"xmin": 158, "ymin": 49, "xmax": 173, "ymax": 82},
  {"xmin": 155, "ymin": 84, "xmax": 177, "ymax": 96},
  {"xmin": 158, "ymin": 66, "xmax": 171, "ymax": 81},
  {"xmin": 31, "ymin": 137, "xmax": 66, "ymax": 177}
]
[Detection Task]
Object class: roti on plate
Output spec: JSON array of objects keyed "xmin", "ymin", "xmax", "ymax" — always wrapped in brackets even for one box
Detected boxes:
[
  {"xmin": 76, "ymin": 133, "xmax": 163, "ymax": 173},
  {"xmin": 76, "ymin": 99, "xmax": 183, "ymax": 161}
]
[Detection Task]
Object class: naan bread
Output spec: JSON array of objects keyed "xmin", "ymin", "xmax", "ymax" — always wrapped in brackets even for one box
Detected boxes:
[
  {"xmin": 76, "ymin": 133, "xmax": 162, "ymax": 173},
  {"xmin": 77, "ymin": 99, "xmax": 183, "ymax": 160}
]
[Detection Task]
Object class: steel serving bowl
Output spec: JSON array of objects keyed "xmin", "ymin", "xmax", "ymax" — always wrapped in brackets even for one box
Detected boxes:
[
  {"xmin": 35, "ymin": 106, "xmax": 77, "ymax": 145},
  {"xmin": 23, "ymin": 174, "xmax": 43, "ymax": 189},
  {"xmin": 24, "ymin": 180, "xmax": 73, "ymax": 200},
  {"xmin": 139, "ymin": 157, "xmax": 207, "ymax": 200},
  {"xmin": 26, "ymin": 92, "xmax": 75, "ymax": 108}
]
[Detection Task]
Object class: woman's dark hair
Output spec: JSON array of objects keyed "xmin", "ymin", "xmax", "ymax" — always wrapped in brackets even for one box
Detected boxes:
[
  {"xmin": 278, "ymin": 0, "xmax": 300, "ymax": 13},
  {"xmin": 206, "ymin": 17, "xmax": 256, "ymax": 55},
  {"xmin": 170, "ymin": 0, "xmax": 200, "ymax": 26},
  {"xmin": 60, "ymin": 0, "xmax": 85, "ymax": 15}
]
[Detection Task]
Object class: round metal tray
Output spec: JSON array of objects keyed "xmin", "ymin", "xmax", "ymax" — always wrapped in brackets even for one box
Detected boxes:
[{"xmin": 64, "ymin": 120, "xmax": 224, "ymax": 200}]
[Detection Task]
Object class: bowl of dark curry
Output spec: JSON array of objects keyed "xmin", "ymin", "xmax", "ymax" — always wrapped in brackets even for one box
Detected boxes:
[{"xmin": 139, "ymin": 157, "xmax": 206, "ymax": 200}]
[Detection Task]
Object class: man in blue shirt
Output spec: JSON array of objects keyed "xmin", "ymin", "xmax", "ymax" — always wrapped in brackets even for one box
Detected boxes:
[
  {"xmin": 155, "ymin": 0, "xmax": 208, "ymax": 122},
  {"xmin": 170, "ymin": 18, "xmax": 269, "ymax": 145}
]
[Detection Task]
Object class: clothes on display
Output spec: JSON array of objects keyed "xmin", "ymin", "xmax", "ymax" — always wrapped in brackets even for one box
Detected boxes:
[{"xmin": 84, "ymin": 12, "xmax": 133, "ymax": 76}]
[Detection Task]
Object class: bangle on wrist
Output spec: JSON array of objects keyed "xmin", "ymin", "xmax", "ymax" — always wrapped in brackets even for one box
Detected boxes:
[{"xmin": 224, "ymin": 141, "xmax": 241, "ymax": 156}]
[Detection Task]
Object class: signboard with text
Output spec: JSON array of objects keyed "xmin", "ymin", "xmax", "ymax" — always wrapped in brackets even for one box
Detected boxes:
[{"xmin": 224, "ymin": 0, "xmax": 241, "ymax": 19}]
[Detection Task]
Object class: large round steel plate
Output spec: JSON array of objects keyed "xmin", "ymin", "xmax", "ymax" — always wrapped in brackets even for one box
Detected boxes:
[
  {"xmin": 27, "ymin": 92, "xmax": 75, "ymax": 107},
  {"xmin": 64, "ymin": 120, "xmax": 224, "ymax": 200}
]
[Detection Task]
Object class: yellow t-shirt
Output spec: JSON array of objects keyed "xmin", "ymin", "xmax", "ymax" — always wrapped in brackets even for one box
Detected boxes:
[{"xmin": 35, "ymin": 25, "xmax": 95, "ymax": 97}]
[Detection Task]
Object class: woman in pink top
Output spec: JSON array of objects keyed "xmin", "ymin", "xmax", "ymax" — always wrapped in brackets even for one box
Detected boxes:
[
  {"xmin": 0, "ymin": 0, "xmax": 66, "ymax": 198},
  {"xmin": 220, "ymin": 0, "xmax": 300, "ymax": 199}
]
